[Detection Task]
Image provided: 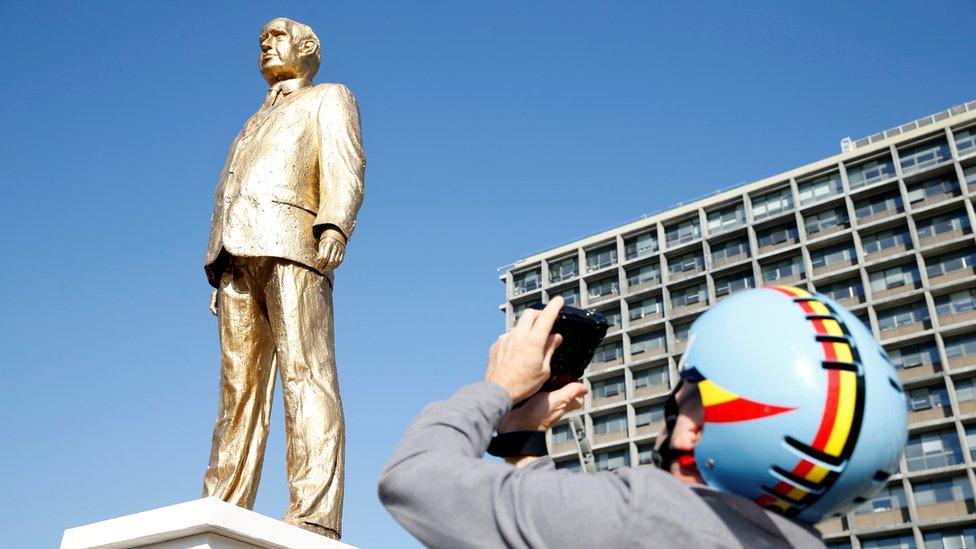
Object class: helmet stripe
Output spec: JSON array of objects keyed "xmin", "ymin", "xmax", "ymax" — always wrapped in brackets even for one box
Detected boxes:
[{"xmin": 753, "ymin": 286, "xmax": 867, "ymax": 517}]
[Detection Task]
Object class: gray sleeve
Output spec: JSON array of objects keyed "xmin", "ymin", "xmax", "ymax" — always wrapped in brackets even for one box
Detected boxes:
[{"xmin": 377, "ymin": 382, "xmax": 655, "ymax": 548}]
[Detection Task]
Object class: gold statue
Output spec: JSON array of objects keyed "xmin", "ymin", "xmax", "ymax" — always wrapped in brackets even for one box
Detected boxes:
[{"xmin": 201, "ymin": 17, "xmax": 365, "ymax": 540}]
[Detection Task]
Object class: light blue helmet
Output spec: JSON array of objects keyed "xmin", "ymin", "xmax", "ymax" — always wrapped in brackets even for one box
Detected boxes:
[{"xmin": 681, "ymin": 285, "xmax": 907, "ymax": 524}]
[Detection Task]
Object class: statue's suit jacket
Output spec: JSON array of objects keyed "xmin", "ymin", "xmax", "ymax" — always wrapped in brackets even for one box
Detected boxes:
[{"xmin": 205, "ymin": 82, "xmax": 366, "ymax": 288}]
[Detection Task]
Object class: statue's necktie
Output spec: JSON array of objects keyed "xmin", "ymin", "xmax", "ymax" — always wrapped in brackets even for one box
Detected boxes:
[
  {"xmin": 260, "ymin": 87, "xmax": 283, "ymax": 111},
  {"xmin": 244, "ymin": 87, "xmax": 283, "ymax": 134}
]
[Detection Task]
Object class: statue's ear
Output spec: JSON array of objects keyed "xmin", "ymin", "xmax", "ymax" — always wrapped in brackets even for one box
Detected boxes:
[{"xmin": 300, "ymin": 39, "xmax": 319, "ymax": 57}]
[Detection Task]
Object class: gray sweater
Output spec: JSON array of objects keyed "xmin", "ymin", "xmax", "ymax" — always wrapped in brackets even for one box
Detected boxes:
[{"xmin": 379, "ymin": 382, "xmax": 825, "ymax": 548}]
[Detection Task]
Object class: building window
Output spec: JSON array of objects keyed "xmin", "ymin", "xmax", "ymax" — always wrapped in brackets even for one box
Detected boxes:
[
  {"xmin": 711, "ymin": 238, "xmax": 750, "ymax": 264},
  {"xmin": 946, "ymin": 333, "xmax": 976, "ymax": 362},
  {"xmin": 673, "ymin": 322, "xmax": 693, "ymax": 344},
  {"xmin": 956, "ymin": 127, "xmax": 976, "ymax": 156},
  {"xmin": 908, "ymin": 384, "xmax": 949, "ymax": 412},
  {"xmin": 854, "ymin": 192, "xmax": 903, "ymax": 221},
  {"xmin": 626, "ymin": 263, "xmax": 661, "ymax": 288},
  {"xmin": 810, "ymin": 244, "xmax": 856, "ymax": 270},
  {"xmin": 636, "ymin": 444, "xmax": 656, "ymax": 465},
  {"xmin": 906, "ymin": 175, "xmax": 960, "ymax": 204},
  {"xmin": 593, "ymin": 412, "xmax": 627, "ymax": 435},
  {"xmin": 586, "ymin": 244, "xmax": 618, "ymax": 272},
  {"xmin": 752, "ymin": 187, "xmax": 793, "ymax": 220},
  {"xmin": 826, "ymin": 542, "xmax": 853, "ymax": 549},
  {"xmin": 624, "ymin": 232, "xmax": 658, "ymax": 260},
  {"xmin": 816, "ymin": 278, "xmax": 863, "ymax": 303},
  {"xmin": 966, "ymin": 165, "xmax": 976, "ymax": 186},
  {"xmin": 869, "ymin": 264, "xmax": 919, "ymax": 294},
  {"xmin": 665, "ymin": 218, "xmax": 701, "ymax": 246},
  {"xmin": 715, "ymin": 271, "xmax": 754, "ymax": 297},
  {"xmin": 633, "ymin": 365, "xmax": 668, "ymax": 390},
  {"xmin": 756, "ymin": 223, "xmax": 799, "ymax": 249},
  {"xmin": 848, "ymin": 156, "xmax": 895, "ymax": 189},
  {"xmin": 513, "ymin": 300, "xmax": 542, "ymax": 321},
  {"xmin": 555, "ymin": 459, "xmax": 581, "ymax": 472},
  {"xmin": 588, "ymin": 276, "xmax": 619, "ymax": 300},
  {"xmin": 923, "ymin": 527, "xmax": 976, "ymax": 549},
  {"xmin": 549, "ymin": 256, "xmax": 578, "ymax": 283},
  {"xmin": 635, "ymin": 404, "xmax": 665, "ymax": 427},
  {"xmin": 670, "ymin": 284, "xmax": 707, "ymax": 309},
  {"xmin": 916, "ymin": 211, "xmax": 970, "ymax": 241},
  {"xmin": 936, "ymin": 289, "xmax": 976, "ymax": 319},
  {"xmin": 513, "ymin": 269, "xmax": 540, "ymax": 295},
  {"xmin": 761, "ymin": 255, "xmax": 805, "ymax": 283},
  {"xmin": 668, "ymin": 251, "xmax": 704, "ymax": 277},
  {"xmin": 927, "ymin": 249, "xmax": 976, "ymax": 279},
  {"xmin": 862, "ymin": 228, "xmax": 912, "ymax": 256},
  {"xmin": 592, "ymin": 376, "xmax": 625, "ymax": 399},
  {"xmin": 900, "ymin": 139, "xmax": 951, "ymax": 175},
  {"xmin": 877, "ymin": 302, "xmax": 930, "ymax": 333},
  {"xmin": 967, "ymin": 425, "xmax": 976, "ymax": 460},
  {"xmin": 804, "ymin": 207, "xmax": 848, "ymax": 236},
  {"xmin": 630, "ymin": 331, "xmax": 666, "ymax": 356},
  {"xmin": 601, "ymin": 307, "xmax": 622, "ymax": 329},
  {"xmin": 954, "ymin": 377, "xmax": 976, "ymax": 404},
  {"xmin": 552, "ymin": 287, "xmax": 580, "ymax": 306},
  {"xmin": 592, "ymin": 342, "xmax": 622, "ymax": 364},
  {"xmin": 706, "ymin": 203, "xmax": 746, "ymax": 235},
  {"xmin": 860, "ymin": 534, "xmax": 916, "ymax": 549},
  {"xmin": 887, "ymin": 342, "xmax": 938, "ymax": 370},
  {"xmin": 798, "ymin": 172, "xmax": 842, "ymax": 205},
  {"xmin": 905, "ymin": 429, "xmax": 963, "ymax": 471},
  {"xmin": 551, "ymin": 423, "xmax": 572, "ymax": 444},
  {"xmin": 913, "ymin": 476, "xmax": 974, "ymax": 507},
  {"xmin": 629, "ymin": 297, "xmax": 662, "ymax": 321},
  {"xmin": 594, "ymin": 449, "xmax": 630, "ymax": 471},
  {"xmin": 853, "ymin": 483, "xmax": 907, "ymax": 516}
]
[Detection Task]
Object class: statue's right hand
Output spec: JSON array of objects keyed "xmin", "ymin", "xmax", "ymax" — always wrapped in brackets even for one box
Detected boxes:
[{"xmin": 210, "ymin": 289, "xmax": 219, "ymax": 316}]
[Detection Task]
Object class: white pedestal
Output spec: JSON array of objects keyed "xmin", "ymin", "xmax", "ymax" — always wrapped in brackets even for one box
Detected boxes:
[{"xmin": 60, "ymin": 497, "xmax": 356, "ymax": 549}]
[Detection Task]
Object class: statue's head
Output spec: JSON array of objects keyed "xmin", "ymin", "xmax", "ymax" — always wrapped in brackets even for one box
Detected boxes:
[{"xmin": 258, "ymin": 17, "xmax": 321, "ymax": 85}]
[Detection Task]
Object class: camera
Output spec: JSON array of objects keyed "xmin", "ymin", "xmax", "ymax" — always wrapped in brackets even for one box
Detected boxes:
[{"xmin": 528, "ymin": 303, "xmax": 610, "ymax": 392}]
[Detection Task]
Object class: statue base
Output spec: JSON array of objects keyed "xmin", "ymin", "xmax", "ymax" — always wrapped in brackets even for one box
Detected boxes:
[{"xmin": 60, "ymin": 497, "xmax": 355, "ymax": 549}]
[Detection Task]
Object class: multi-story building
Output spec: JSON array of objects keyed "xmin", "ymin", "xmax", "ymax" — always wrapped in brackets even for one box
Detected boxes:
[{"xmin": 499, "ymin": 100, "xmax": 976, "ymax": 549}]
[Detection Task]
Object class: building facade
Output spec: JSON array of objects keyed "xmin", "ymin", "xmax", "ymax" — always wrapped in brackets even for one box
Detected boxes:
[{"xmin": 499, "ymin": 101, "xmax": 976, "ymax": 549}]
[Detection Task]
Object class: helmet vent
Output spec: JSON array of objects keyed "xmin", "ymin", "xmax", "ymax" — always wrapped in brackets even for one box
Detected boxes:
[
  {"xmin": 821, "ymin": 360, "xmax": 859, "ymax": 373},
  {"xmin": 888, "ymin": 377, "xmax": 904, "ymax": 393},
  {"xmin": 771, "ymin": 465, "xmax": 824, "ymax": 493},
  {"xmin": 784, "ymin": 436, "xmax": 845, "ymax": 468},
  {"xmin": 873, "ymin": 470, "xmax": 893, "ymax": 482},
  {"xmin": 852, "ymin": 496, "xmax": 867, "ymax": 504}
]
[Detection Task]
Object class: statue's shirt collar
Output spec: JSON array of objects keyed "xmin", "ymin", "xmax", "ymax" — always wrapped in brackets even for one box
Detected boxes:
[{"xmin": 271, "ymin": 77, "xmax": 312, "ymax": 96}]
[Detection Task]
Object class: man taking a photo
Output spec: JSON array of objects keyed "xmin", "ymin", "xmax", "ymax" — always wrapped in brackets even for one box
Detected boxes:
[{"xmin": 379, "ymin": 290, "xmax": 905, "ymax": 548}]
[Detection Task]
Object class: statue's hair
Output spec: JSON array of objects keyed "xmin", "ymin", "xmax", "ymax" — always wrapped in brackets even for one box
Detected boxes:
[{"xmin": 268, "ymin": 17, "xmax": 322, "ymax": 77}]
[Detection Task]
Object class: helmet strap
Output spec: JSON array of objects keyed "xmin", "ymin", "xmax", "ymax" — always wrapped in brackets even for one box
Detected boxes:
[{"xmin": 650, "ymin": 380, "xmax": 693, "ymax": 470}]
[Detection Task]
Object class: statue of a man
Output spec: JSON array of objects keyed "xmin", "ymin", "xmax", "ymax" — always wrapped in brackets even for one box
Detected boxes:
[{"xmin": 201, "ymin": 17, "xmax": 365, "ymax": 540}]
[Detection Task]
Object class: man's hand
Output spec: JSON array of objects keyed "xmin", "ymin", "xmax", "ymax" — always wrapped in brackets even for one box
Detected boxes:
[
  {"xmin": 316, "ymin": 228, "xmax": 347, "ymax": 272},
  {"xmin": 210, "ymin": 289, "xmax": 219, "ymax": 316},
  {"xmin": 485, "ymin": 297, "xmax": 564, "ymax": 404},
  {"xmin": 497, "ymin": 382, "xmax": 588, "ymax": 433}
]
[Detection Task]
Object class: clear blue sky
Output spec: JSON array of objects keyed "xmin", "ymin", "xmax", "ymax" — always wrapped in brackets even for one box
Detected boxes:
[{"xmin": 1, "ymin": 1, "xmax": 974, "ymax": 547}]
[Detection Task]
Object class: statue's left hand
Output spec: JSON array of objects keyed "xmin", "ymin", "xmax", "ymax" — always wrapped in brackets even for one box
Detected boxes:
[{"xmin": 316, "ymin": 229, "xmax": 347, "ymax": 272}]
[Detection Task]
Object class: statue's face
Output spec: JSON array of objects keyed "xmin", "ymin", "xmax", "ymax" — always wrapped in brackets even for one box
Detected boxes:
[{"xmin": 258, "ymin": 19, "xmax": 305, "ymax": 84}]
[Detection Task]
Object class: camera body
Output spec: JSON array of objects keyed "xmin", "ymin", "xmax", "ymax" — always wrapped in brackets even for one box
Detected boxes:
[{"xmin": 528, "ymin": 303, "xmax": 610, "ymax": 392}]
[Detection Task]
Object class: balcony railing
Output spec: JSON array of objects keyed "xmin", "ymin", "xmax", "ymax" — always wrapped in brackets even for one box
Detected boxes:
[
  {"xmin": 897, "ymin": 362, "xmax": 941, "ymax": 381},
  {"xmin": 880, "ymin": 319, "xmax": 931, "ymax": 339},
  {"xmin": 850, "ymin": 508, "xmax": 909, "ymax": 530},
  {"xmin": 949, "ymin": 354, "xmax": 976, "ymax": 371},
  {"xmin": 939, "ymin": 309, "xmax": 976, "ymax": 327}
]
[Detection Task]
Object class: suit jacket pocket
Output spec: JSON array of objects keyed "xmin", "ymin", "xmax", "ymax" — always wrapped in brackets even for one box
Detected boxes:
[{"xmin": 269, "ymin": 186, "xmax": 317, "ymax": 215}]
